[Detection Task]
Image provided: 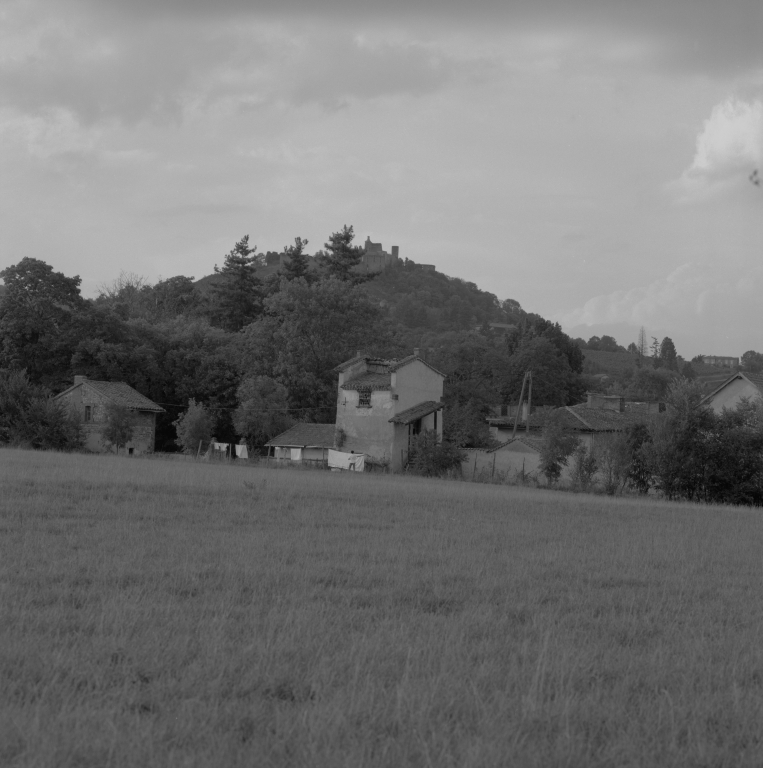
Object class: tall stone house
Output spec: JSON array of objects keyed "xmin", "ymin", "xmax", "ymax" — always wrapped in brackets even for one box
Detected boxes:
[
  {"xmin": 334, "ymin": 350, "xmax": 445, "ymax": 470},
  {"xmin": 55, "ymin": 376, "xmax": 164, "ymax": 454}
]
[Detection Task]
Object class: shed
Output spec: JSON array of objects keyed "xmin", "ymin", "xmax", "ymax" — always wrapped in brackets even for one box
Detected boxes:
[{"xmin": 265, "ymin": 423, "xmax": 337, "ymax": 462}]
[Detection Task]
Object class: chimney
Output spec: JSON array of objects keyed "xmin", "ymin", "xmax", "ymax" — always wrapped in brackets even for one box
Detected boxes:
[
  {"xmin": 413, "ymin": 347, "xmax": 421, "ymax": 358},
  {"xmin": 391, "ymin": 245, "xmax": 399, "ymax": 259},
  {"xmin": 74, "ymin": 375, "xmax": 87, "ymax": 386}
]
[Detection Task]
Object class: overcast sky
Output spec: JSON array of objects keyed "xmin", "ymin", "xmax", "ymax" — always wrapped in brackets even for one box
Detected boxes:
[{"xmin": 1, "ymin": 0, "xmax": 762, "ymax": 357}]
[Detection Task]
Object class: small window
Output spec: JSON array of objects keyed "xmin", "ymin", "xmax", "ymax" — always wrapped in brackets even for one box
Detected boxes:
[
  {"xmin": 358, "ymin": 391, "xmax": 371, "ymax": 407},
  {"xmin": 500, "ymin": 405, "xmax": 508, "ymax": 417},
  {"xmin": 84, "ymin": 406, "xmax": 92, "ymax": 422},
  {"xmin": 128, "ymin": 448, "xmax": 134, "ymax": 456}
]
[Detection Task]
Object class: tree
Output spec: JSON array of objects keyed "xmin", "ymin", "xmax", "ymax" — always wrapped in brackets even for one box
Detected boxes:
[
  {"xmin": 538, "ymin": 412, "xmax": 579, "ymax": 484},
  {"xmin": 239, "ymin": 277, "xmax": 389, "ymax": 421},
  {"xmin": 596, "ymin": 432, "xmax": 633, "ymax": 495},
  {"xmin": 0, "ymin": 258, "xmax": 87, "ymax": 387},
  {"xmin": 642, "ymin": 379, "xmax": 712, "ymax": 501},
  {"xmin": 101, "ymin": 402, "xmax": 135, "ymax": 454},
  {"xmin": 502, "ymin": 337, "xmax": 582, "ymax": 407},
  {"xmin": 0, "ymin": 368, "xmax": 82, "ymax": 450},
  {"xmin": 318, "ymin": 225, "xmax": 366, "ymax": 282},
  {"xmin": 660, "ymin": 337, "xmax": 678, "ymax": 371},
  {"xmin": 233, "ymin": 376, "xmax": 293, "ymax": 447},
  {"xmin": 741, "ymin": 350, "xmax": 763, "ymax": 373},
  {"xmin": 681, "ymin": 361, "xmax": 697, "ymax": 380},
  {"xmin": 280, "ymin": 237, "xmax": 313, "ymax": 282},
  {"xmin": 173, "ymin": 399, "xmax": 214, "ymax": 454},
  {"xmin": 211, "ymin": 235, "xmax": 262, "ymax": 332}
]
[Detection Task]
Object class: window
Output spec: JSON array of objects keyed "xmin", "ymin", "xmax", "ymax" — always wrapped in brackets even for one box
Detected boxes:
[
  {"xmin": 358, "ymin": 391, "xmax": 371, "ymax": 407},
  {"xmin": 84, "ymin": 406, "xmax": 92, "ymax": 422}
]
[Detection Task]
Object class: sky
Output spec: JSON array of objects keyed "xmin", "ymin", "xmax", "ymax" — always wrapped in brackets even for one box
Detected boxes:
[{"xmin": 1, "ymin": 0, "xmax": 762, "ymax": 358}]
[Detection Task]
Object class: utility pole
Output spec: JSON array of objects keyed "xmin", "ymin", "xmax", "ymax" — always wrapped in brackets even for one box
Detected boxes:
[{"xmin": 511, "ymin": 371, "xmax": 533, "ymax": 439}]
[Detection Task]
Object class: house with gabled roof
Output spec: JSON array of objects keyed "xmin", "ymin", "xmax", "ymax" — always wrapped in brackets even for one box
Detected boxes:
[
  {"xmin": 335, "ymin": 348, "xmax": 445, "ymax": 470},
  {"xmin": 701, "ymin": 372, "xmax": 763, "ymax": 414},
  {"xmin": 54, "ymin": 375, "xmax": 164, "ymax": 455}
]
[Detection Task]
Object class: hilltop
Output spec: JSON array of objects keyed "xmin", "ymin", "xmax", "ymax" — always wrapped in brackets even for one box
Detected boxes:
[{"xmin": 196, "ymin": 256, "xmax": 525, "ymax": 335}]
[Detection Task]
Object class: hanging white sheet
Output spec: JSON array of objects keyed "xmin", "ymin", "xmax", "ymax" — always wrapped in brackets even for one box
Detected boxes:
[
  {"xmin": 290, "ymin": 448, "xmax": 303, "ymax": 461},
  {"xmin": 327, "ymin": 449, "xmax": 365, "ymax": 471},
  {"xmin": 235, "ymin": 444, "xmax": 249, "ymax": 459}
]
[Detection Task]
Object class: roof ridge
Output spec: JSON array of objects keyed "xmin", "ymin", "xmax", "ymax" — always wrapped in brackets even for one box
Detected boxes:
[{"xmin": 565, "ymin": 405, "xmax": 593, "ymax": 430}]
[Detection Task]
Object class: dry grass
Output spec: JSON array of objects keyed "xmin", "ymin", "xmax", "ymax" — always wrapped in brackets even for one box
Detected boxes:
[{"xmin": 2, "ymin": 448, "xmax": 763, "ymax": 767}]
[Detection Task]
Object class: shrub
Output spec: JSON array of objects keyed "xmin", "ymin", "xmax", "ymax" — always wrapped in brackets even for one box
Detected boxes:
[
  {"xmin": 407, "ymin": 430, "xmax": 466, "ymax": 477},
  {"xmin": 570, "ymin": 444, "xmax": 598, "ymax": 491},
  {"xmin": 539, "ymin": 413, "xmax": 578, "ymax": 484},
  {"xmin": 0, "ymin": 368, "xmax": 82, "ymax": 450},
  {"xmin": 174, "ymin": 399, "xmax": 214, "ymax": 454}
]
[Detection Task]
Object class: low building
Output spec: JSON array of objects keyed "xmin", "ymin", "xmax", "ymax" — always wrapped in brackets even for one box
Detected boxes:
[
  {"xmin": 264, "ymin": 423, "xmax": 337, "ymax": 462},
  {"xmin": 54, "ymin": 375, "xmax": 164, "ymax": 454},
  {"xmin": 335, "ymin": 349, "xmax": 445, "ymax": 471},
  {"xmin": 701, "ymin": 372, "xmax": 763, "ymax": 414},
  {"xmin": 702, "ymin": 355, "xmax": 739, "ymax": 368}
]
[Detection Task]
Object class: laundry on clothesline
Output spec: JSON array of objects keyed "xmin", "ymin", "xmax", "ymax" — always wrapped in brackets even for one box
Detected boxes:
[
  {"xmin": 327, "ymin": 449, "xmax": 365, "ymax": 471},
  {"xmin": 235, "ymin": 444, "xmax": 249, "ymax": 459},
  {"xmin": 290, "ymin": 447, "xmax": 303, "ymax": 461}
]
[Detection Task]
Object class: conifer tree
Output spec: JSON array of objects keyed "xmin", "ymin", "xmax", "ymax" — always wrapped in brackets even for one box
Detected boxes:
[
  {"xmin": 211, "ymin": 235, "xmax": 262, "ymax": 331},
  {"xmin": 318, "ymin": 225, "xmax": 366, "ymax": 282},
  {"xmin": 280, "ymin": 237, "xmax": 312, "ymax": 282}
]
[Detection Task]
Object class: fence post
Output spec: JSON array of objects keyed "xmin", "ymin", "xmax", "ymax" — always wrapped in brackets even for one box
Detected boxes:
[
  {"xmin": 491, "ymin": 452, "xmax": 496, "ymax": 481},
  {"xmin": 196, "ymin": 440, "xmax": 202, "ymax": 459},
  {"xmin": 472, "ymin": 453, "xmax": 477, "ymax": 481}
]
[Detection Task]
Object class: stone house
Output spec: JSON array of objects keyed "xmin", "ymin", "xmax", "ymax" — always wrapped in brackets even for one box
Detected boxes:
[
  {"xmin": 54, "ymin": 375, "xmax": 164, "ymax": 455},
  {"xmin": 335, "ymin": 350, "xmax": 445, "ymax": 471},
  {"xmin": 701, "ymin": 372, "xmax": 763, "ymax": 414}
]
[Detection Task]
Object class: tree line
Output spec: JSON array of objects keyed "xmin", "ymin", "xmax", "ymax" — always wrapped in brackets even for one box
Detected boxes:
[{"xmin": 0, "ymin": 226, "xmax": 590, "ymax": 452}]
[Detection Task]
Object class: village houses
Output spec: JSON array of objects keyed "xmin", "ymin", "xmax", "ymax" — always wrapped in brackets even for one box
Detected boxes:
[
  {"xmin": 54, "ymin": 376, "xmax": 164, "ymax": 455},
  {"xmin": 701, "ymin": 371, "xmax": 763, "ymax": 414}
]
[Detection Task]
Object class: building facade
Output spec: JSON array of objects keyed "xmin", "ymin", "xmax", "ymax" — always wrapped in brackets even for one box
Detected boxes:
[
  {"xmin": 335, "ymin": 350, "xmax": 445, "ymax": 470},
  {"xmin": 54, "ymin": 376, "xmax": 164, "ymax": 454}
]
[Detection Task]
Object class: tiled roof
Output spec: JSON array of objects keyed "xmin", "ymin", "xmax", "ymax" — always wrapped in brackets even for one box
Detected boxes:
[
  {"xmin": 554, "ymin": 403, "xmax": 651, "ymax": 432},
  {"xmin": 388, "ymin": 400, "xmax": 442, "ymax": 425},
  {"xmin": 334, "ymin": 353, "xmax": 446, "ymax": 378},
  {"xmin": 486, "ymin": 411, "xmax": 549, "ymax": 429},
  {"xmin": 489, "ymin": 436, "xmax": 543, "ymax": 453},
  {"xmin": 55, "ymin": 379, "xmax": 164, "ymax": 412},
  {"xmin": 702, "ymin": 372, "xmax": 763, "ymax": 404},
  {"xmin": 340, "ymin": 372, "xmax": 392, "ymax": 390},
  {"xmin": 387, "ymin": 355, "xmax": 446, "ymax": 377},
  {"xmin": 265, "ymin": 423, "xmax": 336, "ymax": 448}
]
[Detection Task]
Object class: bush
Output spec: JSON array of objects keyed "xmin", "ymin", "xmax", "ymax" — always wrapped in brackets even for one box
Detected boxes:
[
  {"xmin": 407, "ymin": 430, "xmax": 466, "ymax": 477},
  {"xmin": 101, "ymin": 402, "xmax": 135, "ymax": 454},
  {"xmin": 0, "ymin": 368, "xmax": 82, "ymax": 450},
  {"xmin": 539, "ymin": 413, "xmax": 579, "ymax": 484},
  {"xmin": 174, "ymin": 399, "xmax": 214, "ymax": 454},
  {"xmin": 570, "ymin": 444, "xmax": 598, "ymax": 491}
]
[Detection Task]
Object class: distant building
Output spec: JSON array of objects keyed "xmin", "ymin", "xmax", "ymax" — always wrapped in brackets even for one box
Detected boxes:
[
  {"xmin": 54, "ymin": 376, "xmax": 164, "ymax": 455},
  {"xmin": 359, "ymin": 237, "xmax": 401, "ymax": 273},
  {"xmin": 702, "ymin": 355, "xmax": 739, "ymax": 368},
  {"xmin": 701, "ymin": 372, "xmax": 763, "ymax": 414}
]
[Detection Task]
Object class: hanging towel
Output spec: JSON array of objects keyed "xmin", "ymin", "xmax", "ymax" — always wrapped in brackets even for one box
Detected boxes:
[
  {"xmin": 290, "ymin": 448, "xmax": 303, "ymax": 461},
  {"xmin": 212, "ymin": 442, "xmax": 229, "ymax": 452},
  {"xmin": 235, "ymin": 444, "xmax": 249, "ymax": 459}
]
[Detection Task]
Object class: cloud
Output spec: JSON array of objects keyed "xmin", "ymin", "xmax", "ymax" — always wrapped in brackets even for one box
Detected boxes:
[
  {"xmin": 672, "ymin": 97, "xmax": 763, "ymax": 201},
  {"xmin": 561, "ymin": 263, "xmax": 763, "ymax": 354}
]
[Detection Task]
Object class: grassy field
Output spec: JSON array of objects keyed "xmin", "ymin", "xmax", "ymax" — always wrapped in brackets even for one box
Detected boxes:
[{"xmin": 2, "ymin": 449, "xmax": 763, "ymax": 767}]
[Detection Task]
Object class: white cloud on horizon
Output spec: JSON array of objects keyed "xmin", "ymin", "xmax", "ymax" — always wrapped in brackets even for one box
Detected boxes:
[{"xmin": 672, "ymin": 96, "xmax": 763, "ymax": 201}]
